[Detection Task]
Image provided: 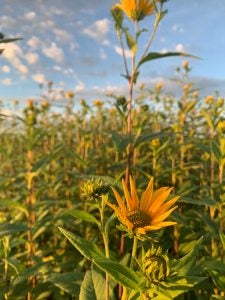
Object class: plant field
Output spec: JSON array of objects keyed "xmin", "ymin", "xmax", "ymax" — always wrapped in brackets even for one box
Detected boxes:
[
  {"xmin": 1, "ymin": 1, "xmax": 225, "ymax": 299},
  {"xmin": 1, "ymin": 82, "xmax": 225, "ymax": 299}
]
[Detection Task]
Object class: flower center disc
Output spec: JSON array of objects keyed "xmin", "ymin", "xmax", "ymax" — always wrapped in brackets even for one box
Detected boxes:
[{"xmin": 127, "ymin": 209, "xmax": 151, "ymax": 229}]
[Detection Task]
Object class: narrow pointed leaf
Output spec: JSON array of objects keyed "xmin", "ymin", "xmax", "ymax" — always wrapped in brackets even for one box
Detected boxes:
[
  {"xmin": 171, "ymin": 237, "xmax": 203, "ymax": 276},
  {"xmin": 138, "ymin": 52, "xmax": 199, "ymax": 69},
  {"xmin": 68, "ymin": 209, "xmax": 100, "ymax": 226}
]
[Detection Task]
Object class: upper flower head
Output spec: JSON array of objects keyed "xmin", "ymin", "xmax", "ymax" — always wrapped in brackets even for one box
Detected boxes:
[
  {"xmin": 108, "ymin": 176, "xmax": 179, "ymax": 235},
  {"xmin": 115, "ymin": 0, "xmax": 157, "ymax": 21}
]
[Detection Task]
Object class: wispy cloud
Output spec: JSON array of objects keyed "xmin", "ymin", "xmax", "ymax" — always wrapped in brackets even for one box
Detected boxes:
[
  {"xmin": 25, "ymin": 52, "xmax": 39, "ymax": 65},
  {"xmin": 2, "ymin": 65, "xmax": 11, "ymax": 73},
  {"xmin": 83, "ymin": 18, "xmax": 110, "ymax": 44},
  {"xmin": 75, "ymin": 81, "xmax": 85, "ymax": 93},
  {"xmin": 1, "ymin": 78, "xmax": 12, "ymax": 86},
  {"xmin": 42, "ymin": 42, "xmax": 64, "ymax": 63},
  {"xmin": 23, "ymin": 11, "xmax": 36, "ymax": 21},
  {"xmin": 32, "ymin": 73, "xmax": 47, "ymax": 84},
  {"xmin": 114, "ymin": 46, "xmax": 132, "ymax": 58}
]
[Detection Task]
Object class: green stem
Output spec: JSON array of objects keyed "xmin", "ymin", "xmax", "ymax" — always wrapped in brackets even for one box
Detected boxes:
[
  {"xmin": 130, "ymin": 235, "xmax": 138, "ymax": 269},
  {"xmin": 100, "ymin": 194, "xmax": 110, "ymax": 300}
]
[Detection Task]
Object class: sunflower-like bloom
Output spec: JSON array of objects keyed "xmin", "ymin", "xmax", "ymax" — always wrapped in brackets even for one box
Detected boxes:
[
  {"xmin": 108, "ymin": 176, "xmax": 179, "ymax": 235},
  {"xmin": 115, "ymin": 0, "xmax": 157, "ymax": 21}
]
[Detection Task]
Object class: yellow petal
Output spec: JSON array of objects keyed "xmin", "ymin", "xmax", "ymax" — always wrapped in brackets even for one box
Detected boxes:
[
  {"xmin": 129, "ymin": 176, "xmax": 139, "ymax": 210},
  {"xmin": 107, "ymin": 202, "xmax": 126, "ymax": 218},
  {"xmin": 140, "ymin": 225, "xmax": 162, "ymax": 232},
  {"xmin": 140, "ymin": 177, "xmax": 153, "ymax": 212},
  {"xmin": 151, "ymin": 196, "xmax": 179, "ymax": 218},
  {"xmin": 148, "ymin": 187, "xmax": 173, "ymax": 213},
  {"xmin": 111, "ymin": 186, "xmax": 127, "ymax": 213},
  {"xmin": 107, "ymin": 202, "xmax": 133, "ymax": 229},
  {"xmin": 122, "ymin": 178, "xmax": 136, "ymax": 210},
  {"xmin": 151, "ymin": 205, "xmax": 178, "ymax": 224},
  {"xmin": 151, "ymin": 221, "xmax": 177, "ymax": 228}
]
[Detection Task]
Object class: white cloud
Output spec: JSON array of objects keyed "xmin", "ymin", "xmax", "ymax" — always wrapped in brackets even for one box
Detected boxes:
[
  {"xmin": 18, "ymin": 64, "xmax": 28, "ymax": 74},
  {"xmin": 175, "ymin": 43, "xmax": 186, "ymax": 52},
  {"xmin": 2, "ymin": 65, "xmax": 11, "ymax": 73},
  {"xmin": 53, "ymin": 65, "xmax": 62, "ymax": 71},
  {"xmin": 42, "ymin": 43, "xmax": 64, "ymax": 63},
  {"xmin": 24, "ymin": 11, "xmax": 36, "ymax": 21},
  {"xmin": 32, "ymin": 73, "xmax": 46, "ymax": 84},
  {"xmin": 2, "ymin": 43, "xmax": 28, "ymax": 75},
  {"xmin": 1, "ymin": 78, "xmax": 12, "ymax": 85},
  {"xmin": 53, "ymin": 28, "xmax": 72, "ymax": 43},
  {"xmin": 172, "ymin": 24, "xmax": 184, "ymax": 33},
  {"xmin": 83, "ymin": 19, "xmax": 110, "ymax": 43},
  {"xmin": 99, "ymin": 48, "xmax": 107, "ymax": 60},
  {"xmin": 75, "ymin": 81, "xmax": 85, "ymax": 93},
  {"xmin": 25, "ymin": 52, "xmax": 39, "ymax": 64},
  {"xmin": 27, "ymin": 36, "xmax": 42, "ymax": 49},
  {"xmin": 114, "ymin": 46, "xmax": 133, "ymax": 58}
]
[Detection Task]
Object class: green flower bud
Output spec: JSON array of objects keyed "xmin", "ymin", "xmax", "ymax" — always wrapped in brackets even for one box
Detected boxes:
[
  {"xmin": 111, "ymin": 5, "xmax": 124, "ymax": 29},
  {"xmin": 81, "ymin": 178, "xmax": 110, "ymax": 200},
  {"xmin": 141, "ymin": 104, "xmax": 149, "ymax": 112},
  {"xmin": 142, "ymin": 246, "xmax": 170, "ymax": 284},
  {"xmin": 116, "ymin": 96, "xmax": 127, "ymax": 106}
]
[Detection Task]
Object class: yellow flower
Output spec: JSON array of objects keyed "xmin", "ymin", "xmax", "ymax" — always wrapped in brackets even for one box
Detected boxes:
[
  {"xmin": 115, "ymin": 0, "xmax": 157, "ymax": 21},
  {"xmin": 108, "ymin": 176, "xmax": 179, "ymax": 235}
]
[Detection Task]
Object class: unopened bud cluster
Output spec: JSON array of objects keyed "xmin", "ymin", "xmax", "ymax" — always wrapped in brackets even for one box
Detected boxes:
[
  {"xmin": 81, "ymin": 178, "xmax": 110, "ymax": 200},
  {"xmin": 142, "ymin": 246, "xmax": 170, "ymax": 284}
]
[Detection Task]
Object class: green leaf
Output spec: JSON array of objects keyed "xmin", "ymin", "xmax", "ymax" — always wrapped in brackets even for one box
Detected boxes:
[
  {"xmin": 0, "ymin": 222, "xmax": 27, "ymax": 238},
  {"xmin": 68, "ymin": 209, "xmax": 100, "ymax": 226},
  {"xmin": 91, "ymin": 268, "xmax": 107, "ymax": 300},
  {"xmin": 134, "ymin": 131, "xmax": 173, "ymax": 147},
  {"xmin": 111, "ymin": 6, "xmax": 123, "ymax": 29},
  {"xmin": 201, "ymin": 109, "xmax": 214, "ymax": 129},
  {"xmin": 124, "ymin": 29, "xmax": 136, "ymax": 54},
  {"xmin": 157, "ymin": 276, "xmax": 207, "ymax": 299},
  {"xmin": 171, "ymin": 237, "xmax": 203, "ymax": 276},
  {"xmin": 179, "ymin": 196, "xmax": 216, "ymax": 206},
  {"xmin": 0, "ymin": 37, "xmax": 22, "ymax": 44},
  {"xmin": 79, "ymin": 271, "xmax": 97, "ymax": 300},
  {"xmin": 95, "ymin": 259, "xmax": 141, "ymax": 291},
  {"xmin": 138, "ymin": 51, "xmax": 199, "ymax": 69},
  {"xmin": 48, "ymin": 271, "xmax": 83, "ymax": 295},
  {"xmin": 212, "ymin": 140, "xmax": 221, "ymax": 162},
  {"xmin": 219, "ymin": 232, "xmax": 225, "ymax": 250},
  {"xmin": 112, "ymin": 132, "xmax": 130, "ymax": 152},
  {"xmin": 58, "ymin": 227, "xmax": 141, "ymax": 291},
  {"xmin": 58, "ymin": 227, "xmax": 105, "ymax": 261},
  {"xmin": 183, "ymin": 100, "xmax": 197, "ymax": 114},
  {"xmin": 0, "ymin": 199, "xmax": 28, "ymax": 217}
]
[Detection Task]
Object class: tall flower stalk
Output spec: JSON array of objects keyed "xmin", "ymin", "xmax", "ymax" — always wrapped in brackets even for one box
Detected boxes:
[{"xmin": 111, "ymin": 0, "xmax": 194, "ymax": 185}]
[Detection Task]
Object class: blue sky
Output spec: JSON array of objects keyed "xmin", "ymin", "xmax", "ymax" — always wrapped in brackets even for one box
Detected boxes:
[{"xmin": 1, "ymin": 0, "xmax": 225, "ymax": 109}]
